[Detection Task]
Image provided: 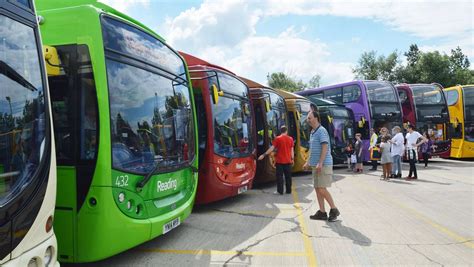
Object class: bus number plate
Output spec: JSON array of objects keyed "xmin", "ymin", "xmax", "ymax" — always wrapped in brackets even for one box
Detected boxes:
[
  {"xmin": 163, "ymin": 217, "xmax": 180, "ymax": 234},
  {"xmin": 238, "ymin": 185, "xmax": 248, "ymax": 194}
]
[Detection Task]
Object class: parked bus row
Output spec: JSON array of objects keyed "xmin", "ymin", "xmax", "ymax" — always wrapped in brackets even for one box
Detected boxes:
[
  {"xmin": 297, "ymin": 81, "xmax": 462, "ymax": 161},
  {"xmin": 2, "ymin": 0, "xmax": 472, "ymax": 265},
  {"xmin": 0, "ymin": 0, "xmax": 325, "ymax": 264}
]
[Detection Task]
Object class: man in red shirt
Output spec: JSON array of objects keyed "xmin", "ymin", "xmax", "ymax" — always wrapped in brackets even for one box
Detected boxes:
[{"xmin": 258, "ymin": 125, "xmax": 294, "ymax": 194}]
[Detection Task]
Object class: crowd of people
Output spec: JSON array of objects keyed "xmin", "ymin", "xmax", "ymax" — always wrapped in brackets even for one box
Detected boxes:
[
  {"xmin": 259, "ymin": 112, "xmax": 437, "ymax": 223},
  {"xmin": 345, "ymin": 125, "xmax": 434, "ymax": 180}
]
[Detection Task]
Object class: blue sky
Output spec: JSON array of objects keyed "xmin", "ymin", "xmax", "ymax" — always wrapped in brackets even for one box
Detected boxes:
[{"xmin": 103, "ymin": 0, "xmax": 473, "ymax": 86}]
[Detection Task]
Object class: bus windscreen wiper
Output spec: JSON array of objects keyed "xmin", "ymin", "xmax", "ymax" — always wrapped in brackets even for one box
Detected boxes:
[
  {"xmin": 136, "ymin": 158, "xmax": 164, "ymax": 192},
  {"xmin": 0, "ymin": 60, "xmax": 37, "ymax": 91}
]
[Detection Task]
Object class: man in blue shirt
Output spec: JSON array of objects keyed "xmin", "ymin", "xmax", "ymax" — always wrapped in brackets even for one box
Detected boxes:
[{"xmin": 303, "ymin": 110, "xmax": 340, "ymax": 221}]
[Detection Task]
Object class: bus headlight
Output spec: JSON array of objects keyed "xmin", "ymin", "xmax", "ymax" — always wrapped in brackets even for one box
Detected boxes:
[
  {"xmin": 118, "ymin": 192, "xmax": 125, "ymax": 203},
  {"xmin": 44, "ymin": 246, "xmax": 53, "ymax": 266},
  {"xmin": 127, "ymin": 200, "xmax": 132, "ymax": 210},
  {"xmin": 28, "ymin": 258, "xmax": 39, "ymax": 267}
]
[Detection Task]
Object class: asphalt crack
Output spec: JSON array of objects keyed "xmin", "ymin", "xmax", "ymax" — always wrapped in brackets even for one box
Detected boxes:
[
  {"xmin": 407, "ymin": 244, "xmax": 444, "ymax": 266},
  {"xmin": 222, "ymin": 225, "xmax": 300, "ymax": 266},
  {"xmin": 210, "ymin": 208, "xmax": 301, "ymax": 226}
]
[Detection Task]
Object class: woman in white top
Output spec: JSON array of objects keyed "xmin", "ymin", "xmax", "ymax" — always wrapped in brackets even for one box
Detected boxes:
[{"xmin": 389, "ymin": 126, "xmax": 404, "ymax": 178}]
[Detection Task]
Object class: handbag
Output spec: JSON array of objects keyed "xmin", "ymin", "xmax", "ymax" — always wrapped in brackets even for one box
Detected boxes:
[
  {"xmin": 350, "ymin": 154, "xmax": 357, "ymax": 163},
  {"xmin": 370, "ymin": 147, "xmax": 381, "ymax": 161}
]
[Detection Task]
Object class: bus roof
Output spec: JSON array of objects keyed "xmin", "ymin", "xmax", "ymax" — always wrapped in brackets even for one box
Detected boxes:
[
  {"xmin": 35, "ymin": 0, "xmax": 165, "ymax": 42},
  {"xmin": 179, "ymin": 51, "xmax": 236, "ymax": 75},
  {"xmin": 396, "ymin": 83, "xmax": 444, "ymax": 89},
  {"xmin": 274, "ymin": 88, "xmax": 309, "ymax": 101},
  {"xmin": 239, "ymin": 76, "xmax": 268, "ymax": 89},
  {"xmin": 298, "ymin": 80, "xmax": 398, "ymax": 96},
  {"xmin": 444, "ymin": 85, "xmax": 474, "ymax": 91}
]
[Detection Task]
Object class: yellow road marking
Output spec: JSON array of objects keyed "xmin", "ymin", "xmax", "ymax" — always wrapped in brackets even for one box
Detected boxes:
[
  {"xmin": 292, "ymin": 185, "xmax": 318, "ymax": 266},
  {"xmin": 139, "ymin": 248, "xmax": 307, "ymax": 257},
  {"xmin": 355, "ymin": 179, "xmax": 474, "ymax": 249}
]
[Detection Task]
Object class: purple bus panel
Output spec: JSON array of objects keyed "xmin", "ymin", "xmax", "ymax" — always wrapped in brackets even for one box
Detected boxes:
[{"xmin": 297, "ymin": 80, "xmax": 403, "ymax": 162}]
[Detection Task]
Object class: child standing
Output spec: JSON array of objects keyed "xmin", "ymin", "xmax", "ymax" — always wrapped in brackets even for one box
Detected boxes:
[
  {"xmin": 380, "ymin": 135, "xmax": 393, "ymax": 180},
  {"xmin": 420, "ymin": 132, "xmax": 433, "ymax": 168}
]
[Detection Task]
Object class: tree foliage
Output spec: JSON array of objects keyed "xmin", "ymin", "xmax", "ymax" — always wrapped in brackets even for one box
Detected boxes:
[
  {"xmin": 267, "ymin": 72, "xmax": 305, "ymax": 92},
  {"xmin": 353, "ymin": 51, "xmax": 400, "ymax": 81},
  {"xmin": 266, "ymin": 72, "xmax": 323, "ymax": 92},
  {"xmin": 353, "ymin": 44, "xmax": 474, "ymax": 87}
]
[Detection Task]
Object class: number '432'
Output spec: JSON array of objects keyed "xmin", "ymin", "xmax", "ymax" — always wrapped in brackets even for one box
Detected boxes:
[{"xmin": 116, "ymin": 175, "xmax": 129, "ymax": 187}]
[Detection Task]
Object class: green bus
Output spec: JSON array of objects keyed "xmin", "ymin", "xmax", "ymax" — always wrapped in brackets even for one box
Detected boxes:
[{"xmin": 37, "ymin": 0, "xmax": 198, "ymax": 263}]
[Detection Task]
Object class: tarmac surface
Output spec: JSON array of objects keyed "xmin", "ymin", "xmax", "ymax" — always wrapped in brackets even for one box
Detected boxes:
[{"xmin": 70, "ymin": 158, "xmax": 473, "ymax": 266}]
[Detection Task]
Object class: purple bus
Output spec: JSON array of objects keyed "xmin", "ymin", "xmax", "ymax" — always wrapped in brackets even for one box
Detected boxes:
[{"xmin": 297, "ymin": 80, "xmax": 403, "ymax": 161}]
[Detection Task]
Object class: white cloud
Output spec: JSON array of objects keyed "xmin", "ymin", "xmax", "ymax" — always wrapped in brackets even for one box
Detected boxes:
[
  {"xmin": 163, "ymin": 0, "xmax": 259, "ymax": 52},
  {"xmin": 224, "ymin": 29, "xmax": 353, "ymax": 86},
  {"xmin": 157, "ymin": 0, "xmax": 472, "ymax": 86},
  {"xmin": 419, "ymin": 35, "xmax": 474, "ymax": 66},
  {"xmin": 100, "ymin": 0, "xmax": 150, "ymax": 13},
  {"xmin": 263, "ymin": 0, "xmax": 473, "ymax": 39}
]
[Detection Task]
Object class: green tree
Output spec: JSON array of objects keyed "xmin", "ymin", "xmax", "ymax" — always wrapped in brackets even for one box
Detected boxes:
[
  {"xmin": 353, "ymin": 51, "xmax": 378, "ymax": 80},
  {"xmin": 352, "ymin": 51, "xmax": 399, "ymax": 81},
  {"xmin": 450, "ymin": 46, "xmax": 470, "ymax": 69},
  {"xmin": 355, "ymin": 44, "xmax": 474, "ymax": 87},
  {"xmin": 307, "ymin": 74, "xmax": 321, "ymax": 88},
  {"xmin": 267, "ymin": 72, "xmax": 305, "ymax": 92},
  {"xmin": 405, "ymin": 44, "xmax": 421, "ymax": 66}
]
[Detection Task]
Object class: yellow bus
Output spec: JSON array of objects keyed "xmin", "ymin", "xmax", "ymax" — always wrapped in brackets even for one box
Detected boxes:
[
  {"xmin": 444, "ymin": 85, "xmax": 474, "ymax": 158},
  {"xmin": 273, "ymin": 89, "xmax": 313, "ymax": 172}
]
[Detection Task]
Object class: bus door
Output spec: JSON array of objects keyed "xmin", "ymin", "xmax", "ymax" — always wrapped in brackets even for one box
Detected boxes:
[
  {"xmin": 46, "ymin": 45, "xmax": 98, "ymax": 261},
  {"xmin": 294, "ymin": 102, "xmax": 311, "ymax": 167},
  {"xmin": 250, "ymin": 92, "xmax": 272, "ymax": 159},
  {"xmin": 188, "ymin": 70, "xmax": 219, "ymax": 167}
]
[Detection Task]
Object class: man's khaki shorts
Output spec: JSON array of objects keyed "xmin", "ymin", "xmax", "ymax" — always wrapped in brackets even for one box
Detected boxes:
[{"xmin": 312, "ymin": 166, "xmax": 333, "ymax": 188}]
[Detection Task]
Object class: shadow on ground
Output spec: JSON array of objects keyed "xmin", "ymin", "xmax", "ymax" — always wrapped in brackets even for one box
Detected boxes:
[{"xmin": 324, "ymin": 221, "xmax": 372, "ymax": 246}]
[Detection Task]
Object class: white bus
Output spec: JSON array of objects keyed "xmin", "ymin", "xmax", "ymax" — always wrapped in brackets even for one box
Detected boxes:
[{"xmin": 0, "ymin": 0, "xmax": 58, "ymax": 266}]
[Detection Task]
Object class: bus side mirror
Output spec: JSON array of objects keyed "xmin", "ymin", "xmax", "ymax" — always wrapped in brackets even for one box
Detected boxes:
[
  {"xmin": 358, "ymin": 117, "xmax": 365, "ymax": 128},
  {"xmin": 211, "ymin": 84, "xmax": 221, "ymax": 104},
  {"xmin": 43, "ymin": 45, "xmax": 60, "ymax": 76},
  {"xmin": 265, "ymin": 99, "xmax": 271, "ymax": 112}
]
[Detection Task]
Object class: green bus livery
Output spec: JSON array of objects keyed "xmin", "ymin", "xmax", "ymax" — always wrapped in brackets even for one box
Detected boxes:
[{"xmin": 37, "ymin": 0, "xmax": 198, "ymax": 263}]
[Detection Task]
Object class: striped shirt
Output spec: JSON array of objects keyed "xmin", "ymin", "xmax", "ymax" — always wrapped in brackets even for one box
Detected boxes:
[{"xmin": 308, "ymin": 125, "xmax": 333, "ymax": 166}]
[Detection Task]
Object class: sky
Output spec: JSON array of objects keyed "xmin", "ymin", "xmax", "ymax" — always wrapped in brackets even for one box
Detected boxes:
[{"xmin": 101, "ymin": 0, "xmax": 473, "ymax": 87}]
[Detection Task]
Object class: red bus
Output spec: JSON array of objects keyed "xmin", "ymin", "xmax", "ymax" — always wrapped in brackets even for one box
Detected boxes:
[
  {"xmin": 180, "ymin": 52, "xmax": 256, "ymax": 204},
  {"xmin": 240, "ymin": 77, "xmax": 289, "ymax": 183},
  {"xmin": 396, "ymin": 83, "xmax": 451, "ymax": 158}
]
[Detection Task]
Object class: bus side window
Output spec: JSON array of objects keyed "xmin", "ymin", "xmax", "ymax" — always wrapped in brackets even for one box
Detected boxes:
[
  {"xmin": 342, "ymin": 85, "xmax": 361, "ymax": 103},
  {"xmin": 325, "ymin": 87, "xmax": 343, "ymax": 104},
  {"xmin": 79, "ymin": 80, "xmax": 98, "ymax": 160}
]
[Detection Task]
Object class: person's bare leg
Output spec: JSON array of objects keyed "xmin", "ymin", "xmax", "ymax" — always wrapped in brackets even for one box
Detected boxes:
[
  {"xmin": 315, "ymin": 188, "xmax": 326, "ymax": 212},
  {"xmin": 320, "ymin": 188, "xmax": 336, "ymax": 209}
]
